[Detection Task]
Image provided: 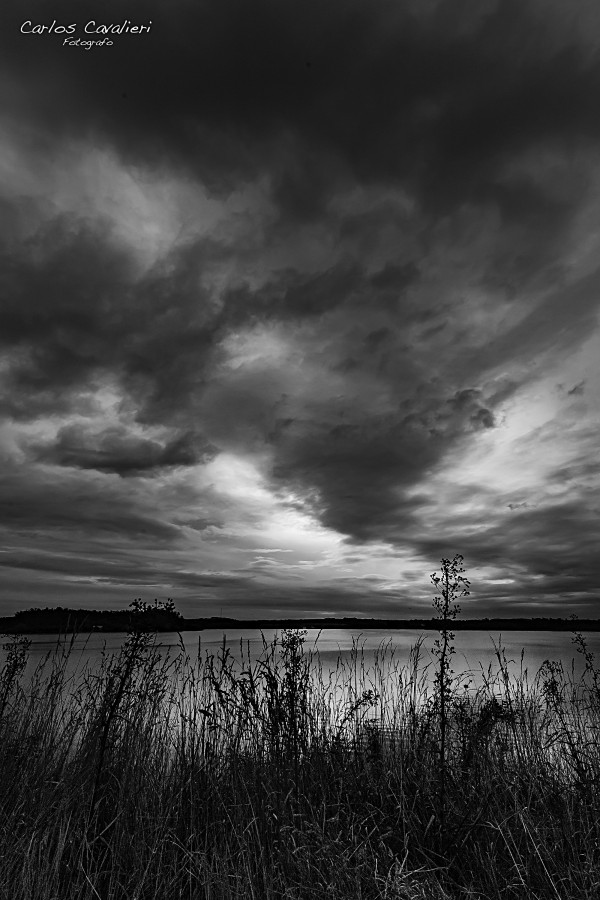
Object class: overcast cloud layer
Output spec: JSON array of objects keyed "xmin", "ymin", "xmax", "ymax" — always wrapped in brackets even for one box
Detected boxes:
[{"xmin": 0, "ymin": 0, "xmax": 599, "ymax": 618}]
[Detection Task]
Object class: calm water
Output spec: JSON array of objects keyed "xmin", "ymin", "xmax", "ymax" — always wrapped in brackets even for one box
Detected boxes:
[{"xmin": 4, "ymin": 627, "xmax": 600, "ymax": 689}]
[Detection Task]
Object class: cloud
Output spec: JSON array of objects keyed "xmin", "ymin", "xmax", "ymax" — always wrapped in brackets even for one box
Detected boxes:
[
  {"xmin": 1, "ymin": 0, "xmax": 600, "ymax": 615},
  {"xmin": 3, "ymin": 0, "xmax": 600, "ymax": 214},
  {"xmin": 32, "ymin": 423, "xmax": 213, "ymax": 475},
  {"xmin": 568, "ymin": 380, "xmax": 586, "ymax": 396},
  {"xmin": 0, "ymin": 214, "xmax": 225, "ymax": 426},
  {"xmin": 0, "ymin": 460, "xmax": 181, "ymax": 541}
]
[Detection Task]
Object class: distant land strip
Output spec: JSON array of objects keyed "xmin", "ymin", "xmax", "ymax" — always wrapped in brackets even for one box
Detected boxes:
[{"xmin": 1, "ymin": 608, "xmax": 600, "ymax": 634}]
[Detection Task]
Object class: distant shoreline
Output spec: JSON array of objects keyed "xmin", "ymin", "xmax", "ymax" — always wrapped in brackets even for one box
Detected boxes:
[
  {"xmin": 182, "ymin": 616, "xmax": 600, "ymax": 633},
  {"xmin": 2, "ymin": 613, "xmax": 600, "ymax": 635}
]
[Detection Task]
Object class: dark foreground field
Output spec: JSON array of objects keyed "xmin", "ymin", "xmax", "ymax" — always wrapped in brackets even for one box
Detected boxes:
[{"xmin": 1, "ymin": 627, "xmax": 599, "ymax": 899}]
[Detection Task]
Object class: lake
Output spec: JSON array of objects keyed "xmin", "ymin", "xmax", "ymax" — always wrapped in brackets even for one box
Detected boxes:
[{"xmin": 5, "ymin": 627, "xmax": 600, "ymax": 691}]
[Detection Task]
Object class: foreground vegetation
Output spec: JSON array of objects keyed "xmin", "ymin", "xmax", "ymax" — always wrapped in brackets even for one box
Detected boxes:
[{"xmin": 2, "ymin": 591, "xmax": 600, "ymax": 897}]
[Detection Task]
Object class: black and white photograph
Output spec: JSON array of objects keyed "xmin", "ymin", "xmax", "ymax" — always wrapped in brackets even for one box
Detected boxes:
[{"xmin": 1, "ymin": 1, "xmax": 600, "ymax": 896}]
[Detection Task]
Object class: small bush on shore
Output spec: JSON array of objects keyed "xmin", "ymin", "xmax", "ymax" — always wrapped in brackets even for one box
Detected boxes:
[{"xmin": 1, "ymin": 621, "xmax": 600, "ymax": 899}]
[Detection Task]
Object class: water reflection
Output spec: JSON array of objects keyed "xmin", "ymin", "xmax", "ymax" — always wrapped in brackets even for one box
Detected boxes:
[{"xmin": 5, "ymin": 626, "xmax": 599, "ymax": 690}]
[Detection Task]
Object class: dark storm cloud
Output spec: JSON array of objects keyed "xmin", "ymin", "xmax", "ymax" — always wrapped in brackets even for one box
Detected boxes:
[
  {"xmin": 3, "ymin": 0, "xmax": 600, "ymax": 219},
  {"xmin": 268, "ymin": 384, "xmax": 499, "ymax": 542},
  {"xmin": 222, "ymin": 262, "xmax": 376, "ymax": 321},
  {"xmin": 33, "ymin": 423, "xmax": 213, "ymax": 475},
  {"xmin": 1, "ymin": 0, "xmax": 600, "ymax": 614},
  {"xmin": 0, "ymin": 216, "xmax": 222, "ymax": 424},
  {"xmin": 1, "ymin": 0, "xmax": 597, "ymax": 403},
  {"xmin": 0, "ymin": 462, "xmax": 180, "ymax": 541},
  {"xmin": 446, "ymin": 389, "xmax": 495, "ymax": 430},
  {"xmin": 0, "ymin": 547, "xmax": 166, "ymax": 585}
]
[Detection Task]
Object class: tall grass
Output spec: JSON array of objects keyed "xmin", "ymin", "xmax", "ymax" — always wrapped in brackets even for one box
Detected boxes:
[{"xmin": 1, "ymin": 625, "xmax": 600, "ymax": 899}]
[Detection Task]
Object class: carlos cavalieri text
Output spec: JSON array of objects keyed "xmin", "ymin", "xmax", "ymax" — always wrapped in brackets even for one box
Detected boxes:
[{"xmin": 21, "ymin": 19, "xmax": 152, "ymax": 44}]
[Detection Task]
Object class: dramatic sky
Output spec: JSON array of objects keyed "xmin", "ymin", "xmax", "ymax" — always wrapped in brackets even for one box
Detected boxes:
[{"xmin": 0, "ymin": 0, "xmax": 599, "ymax": 618}]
